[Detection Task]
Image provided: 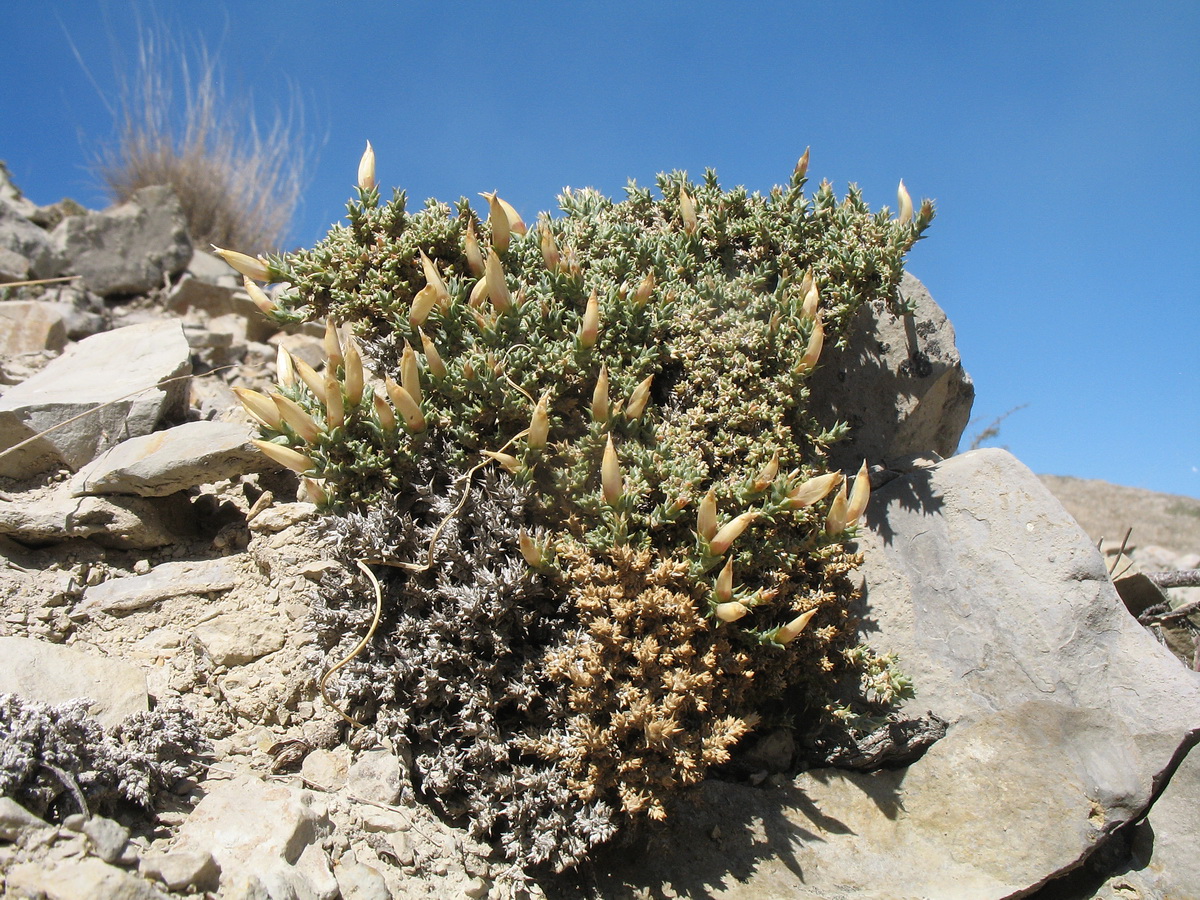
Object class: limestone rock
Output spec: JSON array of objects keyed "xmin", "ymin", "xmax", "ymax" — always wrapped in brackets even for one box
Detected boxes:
[
  {"xmin": 334, "ymin": 859, "xmax": 392, "ymax": 900},
  {"xmin": 807, "ymin": 272, "xmax": 974, "ymax": 471},
  {"xmin": 70, "ymin": 420, "xmax": 258, "ymax": 497},
  {"xmin": 171, "ymin": 773, "xmax": 336, "ymax": 900},
  {"xmin": 166, "ymin": 273, "xmax": 277, "ymax": 343},
  {"xmin": 0, "ymin": 319, "xmax": 191, "ymax": 479},
  {"xmin": 583, "ymin": 449, "xmax": 1200, "ymax": 899},
  {"xmin": 0, "ymin": 796, "xmax": 50, "ymax": 841},
  {"xmin": 0, "ymin": 486, "xmax": 184, "ymax": 549},
  {"xmin": 0, "ymin": 301, "xmax": 68, "ymax": 355},
  {"xmin": 6, "ymin": 857, "xmax": 169, "ymax": 900},
  {"xmin": 80, "ymin": 558, "xmax": 241, "ymax": 614},
  {"xmin": 0, "ymin": 200, "xmax": 55, "ymax": 279},
  {"xmin": 50, "ymin": 186, "xmax": 191, "ymax": 296},
  {"xmin": 185, "ymin": 247, "xmax": 241, "ymax": 288},
  {"xmin": 194, "ymin": 612, "xmax": 286, "ymax": 666},
  {"xmin": 1127, "ymin": 740, "xmax": 1200, "ymax": 898},
  {"xmin": 348, "ymin": 749, "xmax": 407, "ymax": 807},
  {"xmin": 0, "ymin": 636, "xmax": 148, "ymax": 728},
  {"xmin": 0, "ymin": 245, "xmax": 31, "ymax": 282},
  {"xmin": 139, "ymin": 849, "xmax": 221, "ymax": 893}
]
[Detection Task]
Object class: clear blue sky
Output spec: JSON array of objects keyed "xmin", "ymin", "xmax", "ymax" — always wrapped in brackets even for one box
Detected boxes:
[{"xmin": 4, "ymin": 2, "xmax": 1197, "ymax": 498}]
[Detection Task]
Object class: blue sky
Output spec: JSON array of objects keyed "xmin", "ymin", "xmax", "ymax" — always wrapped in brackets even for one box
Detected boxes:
[{"xmin": 4, "ymin": 2, "xmax": 1197, "ymax": 498}]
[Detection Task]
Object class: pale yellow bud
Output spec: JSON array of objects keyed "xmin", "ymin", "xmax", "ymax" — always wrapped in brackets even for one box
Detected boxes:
[
  {"xmin": 468, "ymin": 275, "xmax": 490, "ymax": 309},
  {"xmin": 601, "ymin": 434, "xmax": 623, "ymax": 505},
  {"xmin": 714, "ymin": 601, "xmax": 750, "ymax": 623},
  {"xmin": 323, "ymin": 319, "xmax": 343, "ymax": 369},
  {"xmin": 625, "ymin": 375, "xmax": 654, "ymax": 420},
  {"xmin": 794, "ymin": 147, "xmax": 810, "ymax": 181},
  {"xmin": 481, "ymin": 192, "xmax": 509, "ymax": 253},
  {"xmin": 276, "ymin": 345, "xmax": 297, "ymax": 388},
  {"xmin": 897, "ymin": 179, "xmax": 913, "ymax": 224},
  {"xmin": 799, "ymin": 268, "xmax": 814, "ymax": 298},
  {"xmin": 591, "ymin": 365, "xmax": 610, "ymax": 422},
  {"xmin": 357, "ymin": 140, "xmax": 376, "ymax": 191},
  {"xmin": 714, "ymin": 557, "xmax": 735, "ymax": 603},
  {"xmin": 419, "ymin": 251, "xmax": 451, "ymax": 307},
  {"xmin": 752, "ymin": 451, "xmax": 780, "ymax": 492},
  {"xmin": 709, "ymin": 511, "xmax": 758, "ymax": 555},
  {"xmin": 697, "ymin": 488, "xmax": 718, "ymax": 541},
  {"xmin": 233, "ymin": 387, "xmax": 284, "ymax": 431},
  {"xmin": 796, "ymin": 314, "xmax": 824, "ymax": 374},
  {"xmin": 519, "ymin": 528, "xmax": 549, "ymax": 568},
  {"xmin": 540, "ymin": 223, "xmax": 560, "ymax": 272},
  {"xmin": 384, "ymin": 377, "xmax": 425, "ymax": 433},
  {"xmin": 271, "ymin": 393, "xmax": 321, "ymax": 444},
  {"xmin": 293, "ymin": 357, "xmax": 327, "ymax": 404},
  {"xmin": 846, "ymin": 459, "xmax": 871, "ymax": 527},
  {"xmin": 528, "ymin": 392, "xmax": 550, "ymax": 450},
  {"xmin": 801, "ymin": 282, "xmax": 820, "ymax": 320},
  {"xmin": 342, "ymin": 336, "xmax": 364, "ymax": 406},
  {"xmin": 633, "ymin": 271, "xmax": 655, "ymax": 307},
  {"xmin": 786, "ymin": 471, "xmax": 842, "ymax": 509},
  {"xmin": 400, "ymin": 343, "xmax": 422, "ymax": 405},
  {"xmin": 373, "ymin": 392, "xmax": 397, "ymax": 432},
  {"xmin": 679, "ymin": 188, "xmax": 698, "ymax": 234},
  {"xmin": 243, "ymin": 277, "xmax": 277, "ymax": 315},
  {"xmin": 774, "ymin": 609, "xmax": 818, "ymax": 644},
  {"xmin": 484, "ymin": 249, "xmax": 513, "ymax": 312},
  {"xmin": 418, "ymin": 329, "xmax": 447, "ymax": 379},
  {"xmin": 251, "ymin": 439, "xmax": 314, "ymax": 475},
  {"xmin": 299, "ymin": 477, "xmax": 328, "ymax": 506},
  {"xmin": 324, "ymin": 374, "xmax": 345, "ymax": 429},
  {"xmin": 580, "ymin": 290, "xmax": 600, "ymax": 348},
  {"xmin": 824, "ymin": 482, "xmax": 849, "ymax": 534},
  {"xmin": 464, "ymin": 220, "xmax": 485, "ymax": 277},
  {"xmin": 481, "ymin": 449, "xmax": 520, "ymax": 473},
  {"xmin": 212, "ymin": 246, "xmax": 270, "ymax": 282},
  {"xmin": 409, "ymin": 284, "xmax": 439, "ymax": 328}
]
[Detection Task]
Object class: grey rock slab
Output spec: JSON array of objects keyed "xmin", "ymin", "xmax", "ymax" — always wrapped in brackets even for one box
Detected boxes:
[
  {"xmin": 0, "ymin": 199, "xmax": 55, "ymax": 278},
  {"xmin": 1127, "ymin": 739, "xmax": 1200, "ymax": 899},
  {"xmin": 194, "ymin": 612, "xmax": 286, "ymax": 666},
  {"xmin": 186, "ymin": 247, "xmax": 242, "ymax": 287},
  {"xmin": 0, "ymin": 796, "xmax": 50, "ymax": 840},
  {"xmin": 83, "ymin": 815, "xmax": 131, "ymax": 863},
  {"xmin": 0, "ymin": 319, "xmax": 191, "ymax": 478},
  {"xmin": 0, "ymin": 486, "xmax": 183, "ymax": 549},
  {"xmin": 0, "ymin": 244, "xmax": 31, "ymax": 281},
  {"xmin": 81, "ymin": 557, "xmax": 242, "ymax": 614},
  {"xmin": 50, "ymin": 185, "xmax": 191, "ymax": 296},
  {"xmin": 0, "ymin": 636, "xmax": 148, "ymax": 728},
  {"xmin": 807, "ymin": 272, "xmax": 975, "ymax": 472},
  {"xmin": 166, "ymin": 273, "xmax": 277, "ymax": 343},
  {"xmin": 172, "ymin": 773, "xmax": 335, "ymax": 900},
  {"xmin": 70, "ymin": 420, "xmax": 258, "ymax": 497},
  {"xmin": 6, "ymin": 857, "xmax": 169, "ymax": 900},
  {"xmin": 589, "ymin": 449, "xmax": 1200, "ymax": 900},
  {"xmin": 0, "ymin": 300, "xmax": 68, "ymax": 355}
]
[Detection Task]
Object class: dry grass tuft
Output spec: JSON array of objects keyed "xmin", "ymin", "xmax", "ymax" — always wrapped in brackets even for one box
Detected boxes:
[{"xmin": 96, "ymin": 28, "xmax": 307, "ymax": 254}]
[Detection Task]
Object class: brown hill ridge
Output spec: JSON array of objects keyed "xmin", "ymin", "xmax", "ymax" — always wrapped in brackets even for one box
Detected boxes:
[{"xmin": 1039, "ymin": 474, "xmax": 1200, "ymax": 559}]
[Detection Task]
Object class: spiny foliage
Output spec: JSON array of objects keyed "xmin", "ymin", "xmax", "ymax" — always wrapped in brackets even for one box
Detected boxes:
[{"xmin": 235, "ymin": 155, "xmax": 930, "ymax": 871}]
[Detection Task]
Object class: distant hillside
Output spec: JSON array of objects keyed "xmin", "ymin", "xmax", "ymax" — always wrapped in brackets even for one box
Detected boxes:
[{"xmin": 1039, "ymin": 474, "xmax": 1200, "ymax": 558}]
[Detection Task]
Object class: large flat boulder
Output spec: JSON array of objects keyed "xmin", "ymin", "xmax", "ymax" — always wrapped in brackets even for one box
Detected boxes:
[
  {"xmin": 50, "ymin": 185, "xmax": 191, "ymax": 296},
  {"xmin": 0, "ymin": 636, "xmax": 148, "ymax": 729},
  {"xmin": 807, "ymin": 272, "xmax": 975, "ymax": 471},
  {"xmin": 0, "ymin": 319, "xmax": 191, "ymax": 479},
  {"xmin": 577, "ymin": 449, "xmax": 1200, "ymax": 899}
]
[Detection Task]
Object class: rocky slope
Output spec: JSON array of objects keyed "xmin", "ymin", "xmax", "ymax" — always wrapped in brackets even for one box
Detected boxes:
[{"xmin": 0, "ymin": 168, "xmax": 1197, "ymax": 900}]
